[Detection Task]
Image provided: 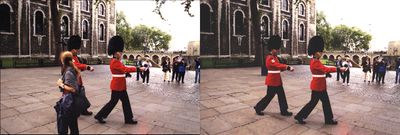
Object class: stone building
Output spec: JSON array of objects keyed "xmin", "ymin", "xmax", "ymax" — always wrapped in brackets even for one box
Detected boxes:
[
  {"xmin": 0, "ymin": 0, "xmax": 116, "ymax": 59},
  {"xmin": 388, "ymin": 41, "xmax": 400, "ymax": 56},
  {"xmin": 200, "ymin": 0, "xmax": 316, "ymax": 59}
]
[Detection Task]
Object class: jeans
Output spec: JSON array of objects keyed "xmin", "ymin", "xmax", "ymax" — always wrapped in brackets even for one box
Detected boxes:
[
  {"xmin": 195, "ymin": 68, "xmax": 200, "ymax": 83},
  {"xmin": 396, "ymin": 69, "xmax": 400, "ymax": 83}
]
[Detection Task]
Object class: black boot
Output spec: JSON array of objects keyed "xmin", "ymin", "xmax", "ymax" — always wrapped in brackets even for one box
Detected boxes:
[
  {"xmin": 280, "ymin": 111, "xmax": 293, "ymax": 116},
  {"xmin": 254, "ymin": 107, "xmax": 264, "ymax": 116},
  {"xmin": 94, "ymin": 116, "xmax": 106, "ymax": 124},
  {"xmin": 325, "ymin": 120, "xmax": 338, "ymax": 125},
  {"xmin": 125, "ymin": 119, "xmax": 138, "ymax": 124},
  {"xmin": 81, "ymin": 110, "xmax": 93, "ymax": 116},
  {"xmin": 294, "ymin": 116, "xmax": 306, "ymax": 124}
]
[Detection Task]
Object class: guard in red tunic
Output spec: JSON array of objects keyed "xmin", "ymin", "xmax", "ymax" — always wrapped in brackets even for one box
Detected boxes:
[
  {"xmin": 67, "ymin": 35, "xmax": 94, "ymax": 116},
  {"xmin": 294, "ymin": 36, "xmax": 345, "ymax": 125},
  {"xmin": 94, "ymin": 36, "xmax": 144, "ymax": 124},
  {"xmin": 254, "ymin": 35, "xmax": 294, "ymax": 116}
]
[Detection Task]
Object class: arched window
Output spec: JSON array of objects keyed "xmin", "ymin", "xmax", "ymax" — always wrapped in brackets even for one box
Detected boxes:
[
  {"xmin": 99, "ymin": 3, "xmax": 105, "ymax": 16},
  {"xmin": 200, "ymin": 3, "xmax": 211, "ymax": 32},
  {"xmin": 61, "ymin": 16, "xmax": 69, "ymax": 37},
  {"xmin": 99, "ymin": 24, "xmax": 104, "ymax": 41},
  {"xmin": 34, "ymin": 11, "xmax": 44, "ymax": 35},
  {"xmin": 82, "ymin": 20, "xmax": 89, "ymax": 39},
  {"xmin": 282, "ymin": 20, "xmax": 289, "ymax": 39},
  {"xmin": 60, "ymin": 0, "xmax": 69, "ymax": 6},
  {"xmin": 260, "ymin": 0, "xmax": 269, "ymax": 6},
  {"xmin": 282, "ymin": 0, "xmax": 289, "ymax": 11},
  {"xmin": 261, "ymin": 16, "xmax": 270, "ymax": 37},
  {"xmin": 299, "ymin": 24, "xmax": 305, "ymax": 41},
  {"xmin": 82, "ymin": 0, "xmax": 89, "ymax": 11},
  {"xmin": 0, "ymin": 4, "xmax": 11, "ymax": 32},
  {"xmin": 234, "ymin": 10, "xmax": 244, "ymax": 35},
  {"xmin": 299, "ymin": 3, "xmax": 305, "ymax": 16}
]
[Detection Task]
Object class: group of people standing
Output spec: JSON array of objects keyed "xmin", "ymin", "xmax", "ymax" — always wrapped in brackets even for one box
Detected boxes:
[
  {"xmin": 254, "ymin": 35, "xmax": 346, "ymax": 125},
  {"xmin": 335, "ymin": 56, "xmax": 352, "ymax": 86}
]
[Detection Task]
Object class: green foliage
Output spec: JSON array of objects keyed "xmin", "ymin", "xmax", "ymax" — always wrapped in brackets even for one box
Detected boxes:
[
  {"xmin": 131, "ymin": 25, "xmax": 171, "ymax": 51},
  {"xmin": 316, "ymin": 12, "xmax": 372, "ymax": 51}
]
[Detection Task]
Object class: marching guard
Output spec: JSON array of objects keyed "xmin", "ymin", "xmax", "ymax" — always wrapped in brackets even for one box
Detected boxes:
[
  {"xmin": 294, "ymin": 36, "xmax": 345, "ymax": 125},
  {"xmin": 254, "ymin": 35, "xmax": 294, "ymax": 116},
  {"xmin": 67, "ymin": 35, "xmax": 94, "ymax": 116},
  {"xmin": 94, "ymin": 36, "xmax": 144, "ymax": 124}
]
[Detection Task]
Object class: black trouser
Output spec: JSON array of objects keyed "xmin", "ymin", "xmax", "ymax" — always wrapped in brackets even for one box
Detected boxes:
[
  {"xmin": 142, "ymin": 70, "xmax": 150, "ymax": 83},
  {"xmin": 136, "ymin": 70, "xmax": 141, "ymax": 81},
  {"xmin": 254, "ymin": 86, "xmax": 289, "ymax": 113},
  {"xmin": 342, "ymin": 71, "xmax": 350, "ymax": 83},
  {"xmin": 295, "ymin": 90, "xmax": 333, "ymax": 122},
  {"xmin": 372, "ymin": 71, "xmax": 377, "ymax": 82},
  {"xmin": 377, "ymin": 72, "xmax": 386, "ymax": 83},
  {"xmin": 58, "ymin": 115, "xmax": 79, "ymax": 134},
  {"xmin": 79, "ymin": 85, "xmax": 91, "ymax": 113},
  {"xmin": 336, "ymin": 69, "xmax": 342, "ymax": 81},
  {"xmin": 95, "ymin": 91, "xmax": 133, "ymax": 122},
  {"xmin": 171, "ymin": 71, "xmax": 177, "ymax": 82},
  {"xmin": 177, "ymin": 72, "xmax": 185, "ymax": 83}
]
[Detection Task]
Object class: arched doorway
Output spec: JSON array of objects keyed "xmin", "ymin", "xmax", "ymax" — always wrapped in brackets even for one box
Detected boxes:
[
  {"xmin": 329, "ymin": 55, "xmax": 335, "ymax": 61},
  {"xmin": 152, "ymin": 55, "xmax": 160, "ymax": 64},
  {"xmin": 352, "ymin": 55, "xmax": 360, "ymax": 64}
]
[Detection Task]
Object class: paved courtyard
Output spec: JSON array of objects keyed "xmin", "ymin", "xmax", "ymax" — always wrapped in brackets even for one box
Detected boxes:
[
  {"xmin": 1, "ymin": 65, "xmax": 199, "ymax": 134},
  {"xmin": 200, "ymin": 66, "xmax": 400, "ymax": 135}
]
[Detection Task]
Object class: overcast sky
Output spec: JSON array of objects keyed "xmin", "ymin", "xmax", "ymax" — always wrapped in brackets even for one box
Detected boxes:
[
  {"xmin": 115, "ymin": 0, "xmax": 200, "ymax": 51},
  {"xmin": 316, "ymin": 0, "xmax": 400, "ymax": 51}
]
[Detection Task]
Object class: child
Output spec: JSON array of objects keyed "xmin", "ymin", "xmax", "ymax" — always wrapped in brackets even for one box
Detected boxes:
[
  {"xmin": 94, "ymin": 36, "xmax": 144, "ymax": 124},
  {"xmin": 294, "ymin": 36, "xmax": 345, "ymax": 125}
]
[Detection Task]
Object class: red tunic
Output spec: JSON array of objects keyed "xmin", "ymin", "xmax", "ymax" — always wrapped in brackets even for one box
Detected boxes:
[
  {"xmin": 309, "ymin": 58, "xmax": 337, "ymax": 91},
  {"xmin": 265, "ymin": 55, "xmax": 288, "ymax": 86},
  {"xmin": 110, "ymin": 58, "xmax": 137, "ymax": 91},
  {"xmin": 73, "ymin": 56, "xmax": 87, "ymax": 85}
]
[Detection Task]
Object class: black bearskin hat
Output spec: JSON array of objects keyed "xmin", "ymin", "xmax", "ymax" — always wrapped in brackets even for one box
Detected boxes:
[
  {"xmin": 67, "ymin": 35, "xmax": 82, "ymax": 51},
  {"xmin": 108, "ymin": 36, "xmax": 124, "ymax": 55},
  {"xmin": 308, "ymin": 36, "xmax": 324, "ymax": 56},
  {"xmin": 267, "ymin": 35, "xmax": 282, "ymax": 51}
]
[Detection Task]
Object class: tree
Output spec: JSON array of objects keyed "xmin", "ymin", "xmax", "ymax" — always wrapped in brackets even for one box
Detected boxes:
[
  {"xmin": 331, "ymin": 25, "xmax": 372, "ymax": 51},
  {"xmin": 116, "ymin": 11, "xmax": 134, "ymax": 50},
  {"xmin": 50, "ymin": 0, "xmax": 61, "ymax": 65},
  {"xmin": 130, "ymin": 25, "xmax": 171, "ymax": 51},
  {"xmin": 316, "ymin": 11, "xmax": 333, "ymax": 50}
]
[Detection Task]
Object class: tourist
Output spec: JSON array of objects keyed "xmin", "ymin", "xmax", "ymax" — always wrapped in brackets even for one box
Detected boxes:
[
  {"xmin": 377, "ymin": 59, "xmax": 388, "ymax": 84},
  {"xmin": 294, "ymin": 36, "xmax": 346, "ymax": 125},
  {"xmin": 121, "ymin": 55, "xmax": 132, "ymax": 78},
  {"xmin": 177, "ymin": 59, "xmax": 187, "ymax": 83},
  {"xmin": 171, "ymin": 58, "xmax": 179, "ymax": 82},
  {"xmin": 94, "ymin": 36, "xmax": 144, "ymax": 124},
  {"xmin": 341, "ymin": 57, "xmax": 352, "ymax": 86},
  {"xmin": 141, "ymin": 59, "xmax": 152, "ymax": 85},
  {"xmin": 55, "ymin": 51, "xmax": 81, "ymax": 134},
  {"xmin": 253, "ymin": 35, "xmax": 294, "ymax": 116},
  {"xmin": 67, "ymin": 35, "xmax": 93, "ymax": 116},
  {"xmin": 361, "ymin": 59, "xmax": 372, "ymax": 83},
  {"xmin": 372, "ymin": 58, "xmax": 379, "ymax": 82},
  {"xmin": 336, "ymin": 56, "xmax": 343, "ymax": 81},
  {"xmin": 136, "ymin": 56, "xmax": 143, "ymax": 81},
  {"xmin": 162, "ymin": 59, "xmax": 171, "ymax": 82},
  {"xmin": 395, "ymin": 57, "xmax": 400, "ymax": 84},
  {"xmin": 194, "ymin": 57, "xmax": 200, "ymax": 83}
]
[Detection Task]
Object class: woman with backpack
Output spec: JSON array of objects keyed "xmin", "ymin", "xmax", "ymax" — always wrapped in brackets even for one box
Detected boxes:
[{"xmin": 55, "ymin": 51, "xmax": 81, "ymax": 134}]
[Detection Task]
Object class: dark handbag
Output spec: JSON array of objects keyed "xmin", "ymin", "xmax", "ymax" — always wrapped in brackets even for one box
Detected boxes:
[{"xmin": 74, "ymin": 86, "xmax": 90, "ymax": 112}]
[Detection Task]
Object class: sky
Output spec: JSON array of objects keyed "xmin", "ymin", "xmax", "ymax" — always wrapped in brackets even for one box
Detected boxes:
[
  {"xmin": 316, "ymin": 0, "xmax": 400, "ymax": 51},
  {"xmin": 115, "ymin": 0, "xmax": 200, "ymax": 51}
]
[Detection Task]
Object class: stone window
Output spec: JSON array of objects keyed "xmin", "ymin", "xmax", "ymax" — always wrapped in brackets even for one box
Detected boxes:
[
  {"xmin": 61, "ymin": 16, "xmax": 69, "ymax": 37},
  {"xmin": 82, "ymin": 20, "xmax": 89, "ymax": 39},
  {"xmin": 60, "ymin": 0, "xmax": 69, "ymax": 6},
  {"xmin": 282, "ymin": 20, "xmax": 289, "ymax": 39},
  {"xmin": 200, "ymin": 3, "xmax": 211, "ymax": 32},
  {"xmin": 34, "ymin": 11, "xmax": 45, "ymax": 35},
  {"xmin": 234, "ymin": 10, "xmax": 244, "ymax": 35},
  {"xmin": 82, "ymin": 0, "xmax": 89, "ymax": 11},
  {"xmin": 299, "ymin": 3, "xmax": 305, "ymax": 16},
  {"xmin": 282, "ymin": 0, "xmax": 289, "ymax": 11},
  {"xmin": 0, "ymin": 4, "xmax": 11, "ymax": 32},
  {"xmin": 261, "ymin": 16, "xmax": 270, "ymax": 37},
  {"xmin": 99, "ymin": 24, "xmax": 104, "ymax": 41},
  {"xmin": 99, "ymin": 3, "xmax": 105, "ymax": 16},
  {"xmin": 260, "ymin": 0, "xmax": 269, "ymax": 6},
  {"xmin": 299, "ymin": 23, "xmax": 305, "ymax": 41}
]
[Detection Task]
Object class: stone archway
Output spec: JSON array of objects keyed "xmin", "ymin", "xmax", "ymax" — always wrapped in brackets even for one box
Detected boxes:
[
  {"xmin": 329, "ymin": 55, "xmax": 335, "ymax": 61},
  {"xmin": 336, "ymin": 55, "xmax": 342, "ymax": 59},
  {"xmin": 352, "ymin": 55, "xmax": 360, "ymax": 64},
  {"xmin": 136, "ymin": 55, "xmax": 142, "ymax": 60},
  {"xmin": 122, "ymin": 54, "xmax": 128, "ymax": 60},
  {"xmin": 161, "ymin": 56, "xmax": 171, "ymax": 64},
  {"xmin": 361, "ymin": 56, "xmax": 370, "ymax": 64},
  {"xmin": 128, "ymin": 55, "xmax": 134, "ymax": 61},
  {"xmin": 152, "ymin": 55, "xmax": 160, "ymax": 64},
  {"xmin": 322, "ymin": 54, "xmax": 328, "ymax": 60}
]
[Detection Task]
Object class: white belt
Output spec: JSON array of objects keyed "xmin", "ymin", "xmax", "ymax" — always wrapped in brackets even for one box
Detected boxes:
[
  {"xmin": 312, "ymin": 74, "xmax": 325, "ymax": 78},
  {"xmin": 112, "ymin": 74, "xmax": 125, "ymax": 77},
  {"xmin": 268, "ymin": 71, "xmax": 281, "ymax": 73}
]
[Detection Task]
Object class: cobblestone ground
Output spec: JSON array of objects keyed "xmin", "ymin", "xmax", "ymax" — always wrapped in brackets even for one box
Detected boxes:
[
  {"xmin": 0, "ymin": 65, "xmax": 199, "ymax": 134},
  {"xmin": 200, "ymin": 65, "xmax": 400, "ymax": 135}
]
